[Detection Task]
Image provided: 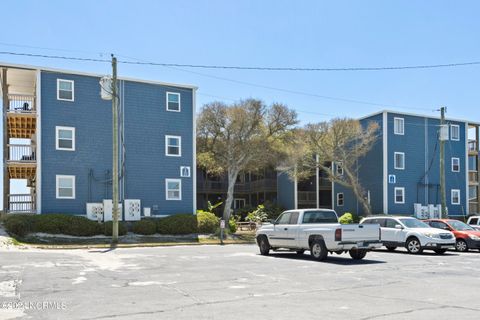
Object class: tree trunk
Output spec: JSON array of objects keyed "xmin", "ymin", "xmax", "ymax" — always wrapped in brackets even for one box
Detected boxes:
[
  {"xmin": 344, "ymin": 167, "xmax": 372, "ymax": 216},
  {"xmin": 222, "ymin": 168, "xmax": 239, "ymax": 222}
]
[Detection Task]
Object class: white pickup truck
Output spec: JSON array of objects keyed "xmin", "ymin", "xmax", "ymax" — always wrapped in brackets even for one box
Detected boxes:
[{"xmin": 255, "ymin": 209, "xmax": 382, "ymax": 261}]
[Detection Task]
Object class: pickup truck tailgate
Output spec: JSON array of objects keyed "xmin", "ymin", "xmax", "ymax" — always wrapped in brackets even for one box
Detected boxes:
[{"xmin": 341, "ymin": 224, "xmax": 380, "ymax": 242}]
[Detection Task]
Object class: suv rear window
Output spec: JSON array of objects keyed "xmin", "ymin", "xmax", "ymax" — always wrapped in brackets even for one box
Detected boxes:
[{"xmin": 302, "ymin": 211, "xmax": 338, "ymax": 224}]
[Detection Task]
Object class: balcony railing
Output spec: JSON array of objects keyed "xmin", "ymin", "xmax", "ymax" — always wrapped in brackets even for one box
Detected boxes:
[
  {"xmin": 469, "ymin": 202, "xmax": 479, "ymax": 215},
  {"xmin": 468, "ymin": 141, "xmax": 477, "ymax": 153},
  {"xmin": 298, "ymin": 191, "xmax": 317, "ymax": 203},
  {"xmin": 198, "ymin": 178, "xmax": 278, "ymax": 193},
  {"xmin": 7, "ymin": 194, "xmax": 36, "ymax": 213},
  {"xmin": 7, "ymin": 94, "xmax": 36, "ymax": 113},
  {"xmin": 7, "ymin": 144, "xmax": 36, "ymax": 162}
]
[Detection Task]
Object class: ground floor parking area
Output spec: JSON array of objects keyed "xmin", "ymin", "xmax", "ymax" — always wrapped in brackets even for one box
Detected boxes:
[{"xmin": 1, "ymin": 245, "xmax": 480, "ymax": 319}]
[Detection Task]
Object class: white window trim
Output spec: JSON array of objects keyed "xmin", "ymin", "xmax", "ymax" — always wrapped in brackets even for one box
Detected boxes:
[
  {"xmin": 166, "ymin": 92, "xmax": 181, "ymax": 112},
  {"xmin": 57, "ymin": 79, "xmax": 74, "ymax": 102},
  {"xmin": 451, "ymin": 189, "xmax": 461, "ymax": 205},
  {"xmin": 56, "ymin": 175, "xmax": 75, "ymax": 199},
  {"xmin": 450, "ymin": 124, "xmax": 460, "ymax": 141},
  {"xmin": 55, "ymin": 126, "xmax": 75, "ymax": 151},
  {"xmin": 165, "ymin": 178, "xmax": 182, "ymax": 201},
  {"xmin": 336, "ymin": 161, "xmax": 344, "ymax": 175},
  {"xmin": 451, "ymin": 157, "xmax": 460, "ymax": 172},
  {"xmin": 394, "ymin": 187, "xmax": 405, "ymax": 204},
  {"xmin": 234, "ymin": 198, "xmax": 246, "ymax": 209},
  {"xmin": 394, "ymin": 117, "xmax": 404, "ymax": 135},
  {"xmin": 394, "ymin": 152, "xmax": 405, "ymax": 170},
  {"xmin": 336, "ymin": 193, "xmax": 344, "ymax": 206},
  {"xmin": 165, "ymin": 135, "xmax": 182, "ymax": 157}
]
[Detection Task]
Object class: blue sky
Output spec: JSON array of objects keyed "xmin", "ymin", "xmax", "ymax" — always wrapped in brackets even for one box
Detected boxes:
[{"xmin": 1, "ymin": 1, "xmax": 480, "ymax": 202}]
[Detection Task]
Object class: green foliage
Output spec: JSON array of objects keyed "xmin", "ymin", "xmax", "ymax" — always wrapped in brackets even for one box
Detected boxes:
[
  {"xmin": 102, "ymin": 221, "xmax": 127, "ymax": 236},
  {"xmin": 246, "ymin": 205, "xmax": 269, "ymax": 223},
  {"xmin": 196, "ymin": 210, "xmax": 220, "ymax": 234},
  {"xmin": 3, "ymin": 215, "xmax": 35, "ymax": 237},
  {"xmin": 207, "ymin": 201, "xmax": 223, "ymax": 212},
  {"xmin": 229, "ymin": 217, "xmax": 237, "ymax": 233},
  {"xmin": 156, "ymin": 214, "xmax": 199, "ymax": 235},
  {"xmin": 262, "ymin": 201, "xmax": 285, "ymax": 220},
  {"xmin": 132, "ymin": 219, "xmax": 157, "ymax": 235},
  {"xmin": 339, "ymin": 213, "xmax": 354, "ymax": 224}
]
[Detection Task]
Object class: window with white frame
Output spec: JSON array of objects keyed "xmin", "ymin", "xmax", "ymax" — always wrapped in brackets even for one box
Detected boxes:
[
  {"xmin": 165, "ymin": 179, "xmax": 182, "ymax": 200},
  {"xmin": 451, "ymin": 189, "xmax": 460, "ymax": 205},
  {"xmin": 450, "ymin": 124, "xmax": 460, "ymax": 141},
  {"xmin": 234, "ymin": 198, "xmax": 246, "ymax": 209},
  {"xmin": 57, "ymin": 79, "xmax": 74, "ymax": 101},
  {"xmin": 166, "ymin": 92, "xmax": 181, "ymax": 112},
  {"xmin": 394, "ymin": 187, "xmax": 405, "ymax": 204},
  {"xmin": 337, "ymin": 193, "xmax": 344, "ymax": 206},
  {"xmin": 165, "ymin": 135, "xmax": 181, "ymax": 156},
  {"xmin": 451, "ymin": 157, "xmax": 460, "ymax": 172},
  {"xmin": 56, "ymin": 175, "xmax": 75, "ymax": 199},
  {"xmin": 394, "ymin": 152, "xmax": 405, "ymax": 170},
  {"xmin": 394, "ymin": 117, "xmax": 404, "ymax": 135},
  {"xmin": 336, "ymin": 162, "xmax": 344, "ymax": 175},
  {"xmin": 56, "ymin": 126, "xmax": 75, "ymax": 151}
]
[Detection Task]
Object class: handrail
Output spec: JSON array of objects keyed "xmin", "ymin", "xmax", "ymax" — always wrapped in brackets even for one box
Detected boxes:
[
  {"xmin": 7, "ymin": 144, "xmax": 36, "ymax": 162},
  {"xmin": 7, "ymin": 94, "xmax": 36, "ymax": 113}
]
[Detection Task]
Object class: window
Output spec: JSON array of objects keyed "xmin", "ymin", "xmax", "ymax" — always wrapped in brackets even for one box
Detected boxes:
[
  {"xmin": 166, "ymin": 92, "xmax": 181, "ymax": 112},
  {"xmin": 385, "ymin": 219, "xmax": 398, "ymax": 229},
  {"xmin": 166, "ymin": 179, "xmax": 181, "ymax": 200},
  {"xmin": 394, "ymin": 187, "xmax": 405, "ymax": 204},
  {"xmin": 289, "ymin": 212, "xmax": 299, "ymax": 224},
  {"xmin": 429, "ymin": 221, "xmax": 449, "ymax": 230},
  {"xmin": 451, "ymin": 189, "xmax": 460, "ymax": 205},
  {"xmin": 57, "ymin": 79, "xmax": 74, "ymax": 101},
  {"xmin": 165, "ymin": 135, "xmax": 181, "ymax": 156},
  {"xmin": 56, "ymin": 126, "xmax": 75, "ymax": 151},
  {"xmin": 56, "ymin": 175, "xmax": 75, "ymax": 199},
  {"xmin": 450, "ymin": 124, "xmax": 460, "ymax": 141},
  {"xmin": 451, "ymin": 157, "xmax": 460, "ymax": 172},
  {"xmin": 276, "ymin": 212, "xmax": 291, "ymax": 224},
  {"xmin": 337, "ymin": 193, "xmax": 344, "ymax": 206},
  {"xmin": 302, "ymin": 210, "xmax": 338, "ymax": 224},
  {"xmin": 394, "ymin": 117, "xmax": 404, "ymax": 135},
  {"xmin": 234, "ymin": 198, "xmax": 245, "ymax": 209},
  {"xmin": 336, "ymin": 161, "xmax": 343, "ymax": 175},
  {"xmin": 394, "ymin": 152, "xmax": 405, "ymax": 170},
  {"xmin": 469, "ymin": 186, "xmax": 477, "ymax": 201}
]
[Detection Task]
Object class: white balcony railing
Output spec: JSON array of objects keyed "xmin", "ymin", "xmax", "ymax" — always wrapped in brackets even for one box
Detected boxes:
[
  {"xmin": 7, "ymin": 144, "xmax": 36, "ymax": 162},
  {"xmin": 8, "ymin": 94, "xmax": 35, "ymax": 113},
  {"xmin": 8, "ymin": 194, "xmax": 36, "ymax": 213}
]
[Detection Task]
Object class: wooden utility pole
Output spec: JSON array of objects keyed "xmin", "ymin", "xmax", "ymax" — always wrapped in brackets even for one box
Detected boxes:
[
  {"xmin": 439, "ymin": 107, "xmax": 447, "ymax": 218},
  {"xmin": 2, "ymin": 68, "xmax": 9, "ymax": 213},
  {"xmin": 111, "ymin": 55, "xmax": 119, "ymax": 243}
]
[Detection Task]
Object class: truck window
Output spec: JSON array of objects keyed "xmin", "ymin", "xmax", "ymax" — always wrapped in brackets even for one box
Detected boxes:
[
  {"xmin": 289, "ymin": 212, "xmax": 300, "ymax": 224},
  {"xmin": 302, "ymin": 211, "xmax": 338, "ymax": 224},
  {"xmin": 470, "ymin": 218, "xmax": 479, "ymax": 225},
  {"xmin": 276, "ymin": 212, "xmax": 292, "ymax": 225}
]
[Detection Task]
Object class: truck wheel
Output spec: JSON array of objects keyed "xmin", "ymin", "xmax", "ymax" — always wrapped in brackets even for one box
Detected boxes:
[
  {"xmin": 455, "ymin": 239, "xmax": 468, "ymax": 252},
  {"xmin": 296, "ymin": 250, "xmax": 305, "ymax": 255},
  {"xmin": 258, "ymin": 236, "xmax": 270, "ymax": 256},
  {"xmin": 434, "ymin": 249, "xmax": 447, "ymax": 254},
  {"xmin": 310, "ymin": 239, "xmax": 328, "ymax": 261},
  {"xmin": 386, "ymin": 246, "xmax": 397, "ymax": 252},
  {"xmin": 406, "ymin": 237, "xmax": 423, "ymax": 254},
  {"xmin": 349, "ymin": 249, "xmax": 367, "ymax": 260}
]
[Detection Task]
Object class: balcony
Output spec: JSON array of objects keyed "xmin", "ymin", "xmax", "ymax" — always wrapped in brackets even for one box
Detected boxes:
[
  {"xmin": 6, "ymin": 144, "xmax": 36, "ymax": 179},
  {"xmin": 7, "ymin": 94, "xmax": 37, "ymax": 139},
  {"xmin": 469, "ymin": 171, "xmax": 479, "ymax": 185},
  {"xmin": 469, "ymin": 202, "xmax": 479, "ymax": 215},
  {"xmin": 197, "ymin": 178, "xmax": 277, "ymax": 194},
  {"xmin": 298, "ymin": 191, "xmax": 317, "ymax": 204},
  {"xmin": 469, "ymin": 141, "xmax": 478, "ymax": 155},
  {"xmin": 7, "ymin": 194, "xmax": 36, "ymax": 213}
]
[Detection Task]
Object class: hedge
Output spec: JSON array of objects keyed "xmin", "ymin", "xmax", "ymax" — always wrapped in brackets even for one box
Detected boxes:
[
  {"xmin": 196, "ymin": 210, "xmax": 219, "ymax": 234},
  {"xmin": 132, "ymin": 219, "xmax": 156, "ymax": 235},
  {"xmin": 156, "ymin": 214, "xmax": 198, "ymax": 235}
]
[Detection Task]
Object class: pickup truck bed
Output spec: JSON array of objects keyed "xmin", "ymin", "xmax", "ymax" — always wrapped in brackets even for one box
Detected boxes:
[{"xmin": 256, "ymin": 209, "xmax": 382, "ymax": 261}]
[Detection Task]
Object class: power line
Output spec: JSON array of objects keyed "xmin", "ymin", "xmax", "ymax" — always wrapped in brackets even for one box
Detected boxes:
[{"xmin": 1, "ymin": 50, "xmax": 480, "ymax": 72}]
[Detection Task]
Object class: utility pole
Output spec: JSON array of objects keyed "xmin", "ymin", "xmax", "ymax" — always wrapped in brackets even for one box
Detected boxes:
[
  {"xmin": 111, "ymin": 54, "xmax": 119, "ymax": 243},
  {"xmin": 439, "ymin": 107, "xmax": 447, "ymax": 218}
]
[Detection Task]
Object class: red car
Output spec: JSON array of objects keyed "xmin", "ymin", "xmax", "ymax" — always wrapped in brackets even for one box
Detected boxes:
[{"xmin": 424, "ymin": 219, "xmax": 480, "ymax": 252}]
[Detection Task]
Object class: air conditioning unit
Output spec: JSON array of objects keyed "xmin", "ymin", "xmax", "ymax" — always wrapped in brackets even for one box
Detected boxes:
[
  {"xmin": 86, "ymin": 203, "xmax": 104, "ymax": 221},
  {"xmin": 103, "ymin": 199, "xmax": 123, "ymax": 222},
  {"xmin": 124, "ymin": 199, "xmax": 141, "ymax": 221}
]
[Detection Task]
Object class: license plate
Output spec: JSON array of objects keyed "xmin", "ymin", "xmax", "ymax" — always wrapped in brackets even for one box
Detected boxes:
[{"xmin": 357, "ymin": 241, "xmax": 364, "ymax": 247}]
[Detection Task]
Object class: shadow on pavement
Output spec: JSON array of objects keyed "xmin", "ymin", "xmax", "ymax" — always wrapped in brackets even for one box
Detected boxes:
[
  {"xmin": 266, "ymin": 252, "xmax": 387, "ymax": 265},
  {"xmin": 372, "ymin": 248, "xmax": 460, "ymax": 256}
]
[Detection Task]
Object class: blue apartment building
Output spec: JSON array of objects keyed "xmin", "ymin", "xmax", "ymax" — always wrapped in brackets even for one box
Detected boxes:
[
  {"xmin": 1, "ymin": 62, "xmax": 197, "ymax": 217},
  {"xmin": 278, "ymin": 110, "xmax": 480, "ymax": 218}
]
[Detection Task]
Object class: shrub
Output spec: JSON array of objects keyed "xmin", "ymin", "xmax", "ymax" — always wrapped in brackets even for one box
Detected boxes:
[
  {"xmin": 34, "ymin": 214, "xmax": 102, "ymax": 236},
  {"xmin": 196, "ymin": 210, "xmax": 219, "ymax": 234},
  {"xmin": 132, "ymin": 219, "xmax": 157, "ymax": 235},
  {"xmin": 229, "ymin": 217, "xmax": 237, "ymax": 233},
  {"xmin": 339, "ymin": 213, "xmax": 354, "ymax": 224},
  {"xmin": 262, "ymin": 201, "xmax": 285, "ymax": 220},
  {"xmin": 4, "ymin": 214, "xmax": 35, "ymax": 237},
  {"xmin": 103, "ymin": 221, "xmax": 127, "ymax": 236},
  {"xmin": 246, "ymin": 205, "xmax": 269, "ymax": 223},
  {"xmin": 157, "ymin": 214, "xmax": 198, "ymax": 235}
]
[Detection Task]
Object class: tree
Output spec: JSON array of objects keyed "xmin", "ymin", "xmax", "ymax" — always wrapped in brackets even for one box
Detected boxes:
[
  {"xmin": 197, "ymin": 99, "xmax": 297, "ymax": 221},
  {"xmin": 281, "ymin": 118, "xmax": 379, "ymax": 216}
]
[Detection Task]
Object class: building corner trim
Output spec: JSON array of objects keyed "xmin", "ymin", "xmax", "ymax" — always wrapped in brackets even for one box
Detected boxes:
[{"xmin": 382, "ymin": 111, "xmax": 388, "ymax": 214}]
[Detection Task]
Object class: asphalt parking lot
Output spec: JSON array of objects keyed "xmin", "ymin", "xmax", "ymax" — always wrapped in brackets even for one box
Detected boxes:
[{"xmin": 1, "ymin": 244, "xmax": 480, "ymax": 320}]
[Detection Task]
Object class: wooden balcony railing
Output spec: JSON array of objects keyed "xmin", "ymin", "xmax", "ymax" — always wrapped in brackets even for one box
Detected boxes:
[
  {"xmin": 7, "ymin": 194, "xmax": 36, "ymax": 213},
  {"xmin": 7, "ymin": 94, "xmax": 36, "ymax": 114},
  {"xmin": 469, "ymin": 171, "xmax": 478, "ymax": 184},
  {"xmin": 468, "ymin": 141, "xmax": 477, "ymax": 153}
]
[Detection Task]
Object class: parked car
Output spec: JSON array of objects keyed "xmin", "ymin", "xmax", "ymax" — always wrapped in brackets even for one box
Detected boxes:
[
  {"xmin": 360, "ymin": 216, "xmax": 455, "ymax": 254},
  {"xmin": 255, "ymin": 209, "xmax": 382, "ymax": 261},
  {"xmin": 466, "ymin": 216, "xmax": 480, "ymax": 231},
  {"xmin": 424, "ymin": 219, "xmax": 480, "ymax": 252}
]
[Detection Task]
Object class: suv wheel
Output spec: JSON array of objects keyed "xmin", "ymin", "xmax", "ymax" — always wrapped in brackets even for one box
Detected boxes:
[
  {"xmin": 310, "ymin": 238, "xmax": 328, "ymax": 261},
  {"xmin": 456, "ymin": 239, "xmax": 468, "ymax": 252},
  {"xmin": 406, "ymin": 237, "xmax": 423, "ymax": 254},
  {"xmin": 258, "ymin": 236, "xmax": 270, "ymax": 255}
]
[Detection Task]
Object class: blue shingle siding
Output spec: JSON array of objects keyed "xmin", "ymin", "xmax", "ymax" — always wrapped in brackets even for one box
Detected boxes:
[{"xmin": 40, "ymin": 71, "xmax": 194, "ymax": 215}]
